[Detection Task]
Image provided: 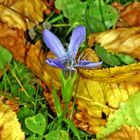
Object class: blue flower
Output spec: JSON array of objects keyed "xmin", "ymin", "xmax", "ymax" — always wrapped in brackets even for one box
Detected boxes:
[{"xmin": 43, "ymin": 26, "xmax": 102, "ymax": 70}]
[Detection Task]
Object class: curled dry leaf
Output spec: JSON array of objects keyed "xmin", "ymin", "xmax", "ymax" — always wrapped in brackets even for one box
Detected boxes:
[
  {"xmin": 100, "ymin": 125, "xmax": 140, "ymax": 140},
  {"xmin": 0, "ymin": 0, "xmax": 47, "ymax": 30},
  {"xmin": 0, "ymin": 22, "xmax": 27, "ymax": 63},
  {"xmin": 113, "ymin": 2, "xmax": 140, "ymax": 27},
  {"xmin": 0, "ymin": 101, "xmax": 25, "ymax": 140}
]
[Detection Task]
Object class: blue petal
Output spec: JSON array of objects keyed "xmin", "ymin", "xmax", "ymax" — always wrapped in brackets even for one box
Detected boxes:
[
  {"xmin": 68, "ymin": 26, "xmax": 86, "ymax": 59},
  {"xmin": 43, "ymin": 29, "xmax": 67, "ymax": 60},
  {"xmin": 46, "ymin": 58, "xmax": 65, "ymax": 69},
  {"xmin": 75, "ymin": 60, "xmax": 102, "ymax": 68}
]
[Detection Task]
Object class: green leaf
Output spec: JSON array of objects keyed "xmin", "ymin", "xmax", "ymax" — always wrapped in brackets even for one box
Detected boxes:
[
  {"xmin": 55, "ymin": 0, "xmax": 87, "ymax": 25},
  {"xmin": 116, "ymin": 53, "xmax": 137, "ymax": 65},
  {"xmin": 85, "ymin": 15, "xmax": 107, "ymax": 33},
  {"xmin": 85, "ymin": 0, "xmax": 119, "ymax": 33},
  {"xmin": 17, "ymin": 107, "xmax": 34, "ymax": 135},
  {"xmin": 17, "ymin": 107, "xmax": 34, "ymax": 120},
  {"xmin": 55, "ymin": 0, "xmax": 118, "ymax": 35},
  {"xmin": 26, "ymin": 136, "xmax": 42, "ymax": 140},
  {"xmin": 44, "ymin": 130, "xmax": 69, "ymax": 140},
  {"xmin": 0, "ymin": 46, "xmax": 12, "ymax": 70},
  {"xmin": 58, "ymin": 130, "xmax": 69, "ymax": 140},
  {"xmin": 95, "ymin": 44, "xmax": 122, "ymax": 66},
  {"xmin": 44, "ymin": 130, "xmax": 59, "ymax": 140},
  {"xmin": 25, "ymin": 113, "xmax": 46, "ymax": 135},
  {"xmin": 52, "ymin": 88, "xmax": 63, "ymax": 118},
  {"xmin": 95, "ymin": 44, "xmax": 138, "ymax": 67},
  {"xmin": 97, "ymin": 92, "xmax": 140, "ymax": 139},
  {"xmin": 63, "ymin": 118, "xmax": 80, "ymax": 140}
]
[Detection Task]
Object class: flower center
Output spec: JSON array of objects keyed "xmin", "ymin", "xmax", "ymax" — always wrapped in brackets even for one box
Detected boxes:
[{"xmin": 63, "ymin": 58, "xmax": 75, "ymax": 69}]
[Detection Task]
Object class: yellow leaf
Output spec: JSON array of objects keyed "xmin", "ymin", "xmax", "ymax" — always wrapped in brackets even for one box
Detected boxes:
[
  {"xmin": 79, "ymin": 63, "xmax": 140, "ymax": 83},
  {"xmin": 76, "ymin": 75, "xmax": 140, "ymax": 114},
  {"xmin": 0, "ymin": 101, "xmax": 25, "ymax": 140},
  {"xmin": 0, "ymin": 0, "xmax": 47, "ymax": 30}
]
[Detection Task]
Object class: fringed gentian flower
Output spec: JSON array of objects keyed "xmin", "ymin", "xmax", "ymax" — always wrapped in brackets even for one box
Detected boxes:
[{"xmin": 43, "ymin": 26, "xmax": 102, "ymax": 71}]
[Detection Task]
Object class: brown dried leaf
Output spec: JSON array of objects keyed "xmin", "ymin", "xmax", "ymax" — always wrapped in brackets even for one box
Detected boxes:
[
  {"xmin": 113, "ymin": 2, "xmax": 140, "ymax": 27},
  {"xmin": 74, "ymin": 109, "xmax": 107, "ymax": 134},
  {"xmin": 101, "ymin": 125, "xmax": 140, "ymax": 140},
  {"xmin": 0, "ymin": 101, "xmax": 25, "ymax": 140},
  {"xmin": 112, "ymin": 2, "xmax": 125, "ymax": 13},
  {"xmin": 0, "ymin": 0, "xmax": 47, "ymax": 30},
  {"xmin": 0, "ymin": 22, "xmax": 27, "ymax": 63}
]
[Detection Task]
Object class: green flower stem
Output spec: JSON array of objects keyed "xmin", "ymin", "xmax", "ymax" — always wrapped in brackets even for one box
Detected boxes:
[
  {"xmin": 62, "ymin": 101, "xmax": 69, "ymax": 118},
  {"xmin": 52, "ymin": 71, "xmax": 77, "ymax": 131},
  {"xmin": 69, "ymin": 73, "xmax": 80, "ymax": 120}
]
